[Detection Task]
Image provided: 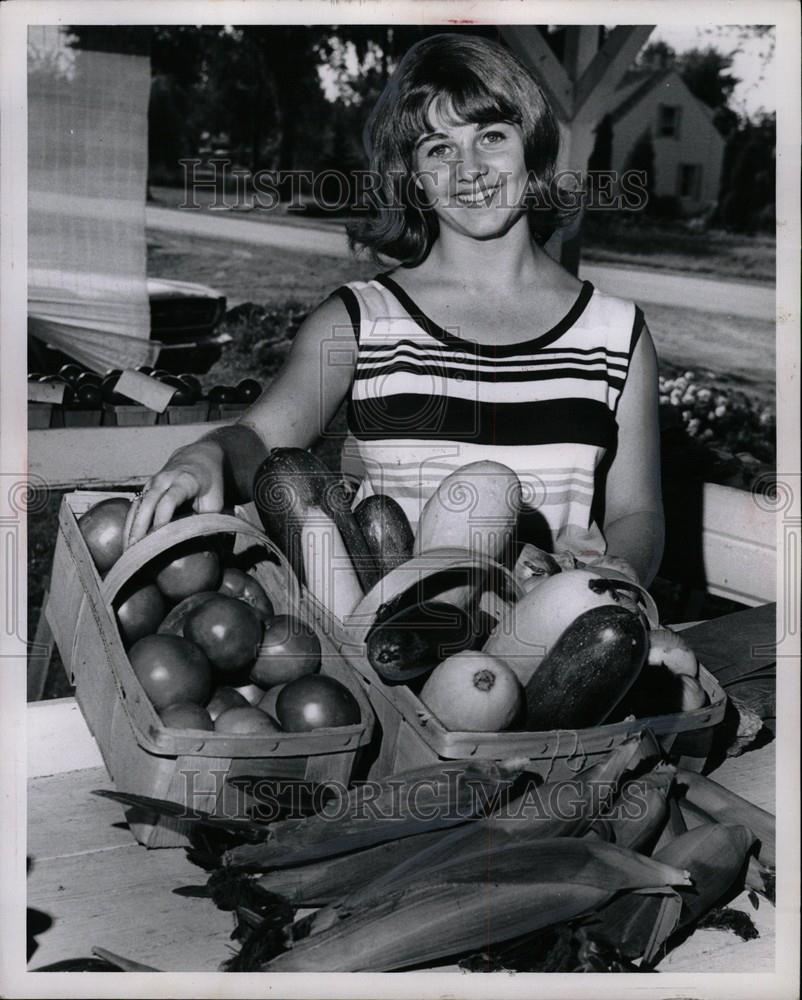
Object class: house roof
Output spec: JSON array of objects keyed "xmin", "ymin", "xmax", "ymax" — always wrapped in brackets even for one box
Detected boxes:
[{"xmin": 609, "ymin": 67, "xmax": 676, "ymax": 123}]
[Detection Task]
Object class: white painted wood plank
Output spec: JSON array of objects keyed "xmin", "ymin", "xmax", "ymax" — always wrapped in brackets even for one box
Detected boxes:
[
  {"xmin": 702, "ymin": 484, "xmax": 776, "ymax": 604},
  {"xmin": 28, "ymin": 698, "xmax": 104, "ymax": 778},
  {"xmin": 28, "ymin": 422, "xmax": 233, "ymax": 489}
]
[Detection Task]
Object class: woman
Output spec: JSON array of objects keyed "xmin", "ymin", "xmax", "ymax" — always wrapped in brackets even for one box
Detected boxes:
[{"xmin": 126, "ymin": 34, "xmax": 663, "ymax": 586}]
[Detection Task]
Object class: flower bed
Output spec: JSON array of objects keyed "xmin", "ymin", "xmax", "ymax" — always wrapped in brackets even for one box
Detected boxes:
[{"xmin": 658, "ymin": 364, "xmax": 775, "ymax": 493}]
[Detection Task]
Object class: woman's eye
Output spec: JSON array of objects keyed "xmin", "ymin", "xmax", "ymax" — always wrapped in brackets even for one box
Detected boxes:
[
  {"xmin": 426, "ymin": 143, "xmax": 451, "ymax": 159},
  {"xmin": 481, "ymin": 130, "xmax": 506, "ymax": 145}
]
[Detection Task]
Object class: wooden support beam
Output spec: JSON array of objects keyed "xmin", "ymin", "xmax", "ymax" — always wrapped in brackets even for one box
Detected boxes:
[
  {"xmin": 573, "ymin": 25, "xmax": 655, "ymax": 122},
  {"xmin": 498, "ymin": 25, "xmax": 574, "ymax": 121}
]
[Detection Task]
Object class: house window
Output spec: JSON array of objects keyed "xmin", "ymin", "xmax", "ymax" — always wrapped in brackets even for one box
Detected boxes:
[
  {"xmin": 678, "ymin": 163, "xmax": 703, "ymax": 200},
  {"xmin": 658, "ymin": 104, "xmax": 681, "ymax": 138}
]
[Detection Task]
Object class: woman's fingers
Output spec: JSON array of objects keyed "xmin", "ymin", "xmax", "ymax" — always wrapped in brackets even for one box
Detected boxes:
[
  {"xmin": 152, "ymin": 482, "xmax": 195, "ymax": 532},
  {"xmin": 125, "ymin": 470, "xmax": 201, "ymax": 545}
]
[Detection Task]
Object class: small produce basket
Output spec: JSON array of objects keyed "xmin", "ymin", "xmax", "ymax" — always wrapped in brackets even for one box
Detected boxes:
[
  {"xmin": 160, "ymin": 402, "xmax": 211, "ymax": 425},
  {"xmin": 45, "ymin": 492, "xmax": 374, "ymax": 848},
  {"xmin": 327, "ymin": 552, "xmax": 727, "ymax": 782},
  {"xmin": 27, "ymin": 402, "xmax": 53, "ymax": 429},
  {"xmin": 102, "ymin": 403, "xmax": 159, "ymax": 427}
]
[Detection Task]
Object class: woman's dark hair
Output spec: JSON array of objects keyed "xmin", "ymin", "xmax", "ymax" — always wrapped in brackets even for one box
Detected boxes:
[{"xmin": 347, "ymin": 33, "xmax": 578, "ymax": 265}]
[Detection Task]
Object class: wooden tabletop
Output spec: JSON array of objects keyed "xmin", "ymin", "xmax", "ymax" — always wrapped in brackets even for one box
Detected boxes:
[{"xmin": 26, "ymin": 696, "xmax": 776, "ymax": 974}]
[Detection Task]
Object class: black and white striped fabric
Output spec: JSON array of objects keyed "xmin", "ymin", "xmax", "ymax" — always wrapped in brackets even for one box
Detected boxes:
[{"xmin": 335, "ymin": 273, "xmax": 644, "ymax": 560}]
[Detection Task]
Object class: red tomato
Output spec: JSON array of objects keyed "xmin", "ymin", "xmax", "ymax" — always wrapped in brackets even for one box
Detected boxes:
[
  {"xmin": 115, "ymin": 579, "xmax": 166, "ymax": 646},
  {"xmin": 276, "ymin": 675, "xmax": 360, "ymax": 732},
  {"xmin": 219, "ymin": 567, "xmax": 274, "ymax": 622},
  {"xmin": 206, "ymin": 686, "xmax": 251, "ymax": 721},
  {"xmin": 155, "ymin": 541, "xmax": 221, "ymax": 601},
  {"xmin": 129, "ymin": 634, "xmax": 212, "ymax": 710},
  {"xmin": 78, "ymin": 497, "xmax": 131, "ymax": 573},
  {"xmin": 184, "ymin": 595, "xmax": 262, "ymax": 674},
  {"xmin": 159, "ymin": 702, "xmax": 214, "ymax": 731},
  {"xmin": 250, "ymin": 615, "xmax": 321, "ymax": 687},
  {"xmin": 214, "ymin": 706, "xmax": 281, "ymax": 734},
  {"xmin": 157, "ymin": 591, "xmax": 219, "ymax": 637}
]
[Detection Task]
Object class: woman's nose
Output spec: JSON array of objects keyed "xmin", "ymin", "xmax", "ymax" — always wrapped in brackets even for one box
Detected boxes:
[{"xmin": 454, "ymin": 147, "xmax": 488, "ymax": 184}]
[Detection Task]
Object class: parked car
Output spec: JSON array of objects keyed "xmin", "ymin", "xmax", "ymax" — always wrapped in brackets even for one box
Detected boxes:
[{"xmin": 28, "ymin": 277, "xmax": 230, "ymax": 375}]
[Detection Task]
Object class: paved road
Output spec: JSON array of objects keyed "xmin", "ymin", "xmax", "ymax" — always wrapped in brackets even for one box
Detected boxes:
[{"xmin": 146, "ymin": 205, "xmax": 774, "ymax": 321}]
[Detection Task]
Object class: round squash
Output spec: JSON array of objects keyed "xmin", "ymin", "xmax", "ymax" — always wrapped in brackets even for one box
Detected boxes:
[{"xmin": 420, "ymin": 651, "xmax": 523, "ymax": 732}]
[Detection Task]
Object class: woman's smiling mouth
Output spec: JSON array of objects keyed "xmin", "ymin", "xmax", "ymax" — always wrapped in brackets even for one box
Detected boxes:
[{"xmin": 453, "ymin": 184, "xmax": 501, "ymax": 207}]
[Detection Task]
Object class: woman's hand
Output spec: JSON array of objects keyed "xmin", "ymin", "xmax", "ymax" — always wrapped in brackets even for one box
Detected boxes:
[{"xmin": 124, "ymin": 438, "xmax": 226, "ymax": 546}]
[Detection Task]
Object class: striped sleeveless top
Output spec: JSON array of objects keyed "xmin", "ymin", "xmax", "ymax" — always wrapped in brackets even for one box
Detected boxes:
[{"xmin": 335, "ymin": 272, "xmax": 644, "ymax": 561}]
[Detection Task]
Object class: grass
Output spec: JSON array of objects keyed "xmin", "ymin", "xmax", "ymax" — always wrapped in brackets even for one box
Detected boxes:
[{"xmin": 28, "ymin": 222, "xmax": 776, "ymax": 700}]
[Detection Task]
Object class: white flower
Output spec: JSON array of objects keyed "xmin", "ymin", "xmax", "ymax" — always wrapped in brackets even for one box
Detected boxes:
[
  {"xmin": 659, "ymin": 394, "xmax": 670, "ymax": 406},
  {"xmin": 715, "ymin": 394, "xmax": 728, "ymax": 406},
  {"xmin": 662, "ymin": 378, "xmax": 675, "ymax": 391},
  {"xmin": 682, "ymin": 410, "xmax": 692, "ymax": 421},
  {"xmin": 682, "ymin": 391, "xmax": 696, "ymax": 405},
  {"xmin": 697, "ymin": 388, "xmax": 712, "ymax": 403},
  {"xmin": 687, "ymin": 418, "xmax": 701, "ymax": 435},
  {"xmin": 715, "ymin": 405, "xmax": 727, "ymax": 418},
  {"xmin": 702, "ymin": 428, "xmax": 715, "ymax": 440},
  {"xmin": 674, "ymin": 378, "xmax": 688, "ymax": 392},
  {"xmin": 684, "ymin": 370, "xmax": 695, "ymax": 380},
  {"xmin": 670, "ymin": 391, "xmax": 682, "ymax": 406}
]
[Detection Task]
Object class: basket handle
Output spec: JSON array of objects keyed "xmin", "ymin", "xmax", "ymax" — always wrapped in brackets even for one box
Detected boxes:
[
  {"xmin": 343, "ymin": 546, "xmax": 523, "ymax": 645},
  {"xmin": 100, "ymin": 512, "xmax": 299, "ymax": 605}
]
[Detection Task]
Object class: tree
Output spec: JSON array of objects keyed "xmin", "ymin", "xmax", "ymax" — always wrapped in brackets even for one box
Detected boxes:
[{"xmin": 676, "ymin": 47, "xmax": 738, "ymax": 111}]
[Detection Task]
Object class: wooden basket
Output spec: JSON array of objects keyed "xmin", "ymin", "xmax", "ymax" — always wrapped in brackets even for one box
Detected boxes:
[
  {"xmin": 327, "ymin": 551, "xmax": 727, "ymax": 782},
  {"xmin": 45, "ymin": 491, "xmax": 374, "ymax": 848}
]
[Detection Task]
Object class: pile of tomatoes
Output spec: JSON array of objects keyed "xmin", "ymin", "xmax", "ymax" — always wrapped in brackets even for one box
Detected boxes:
[{"xmin": 78, "ymin": 497, "xmax": 361, "ymax": 735}]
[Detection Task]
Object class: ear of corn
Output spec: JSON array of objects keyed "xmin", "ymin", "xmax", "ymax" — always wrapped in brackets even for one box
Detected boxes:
[
  {"xmin": 653, "ymin": 794, "xmax": 688, "ymax": 853},
  {"xmin": 344, "ymin": 732, "xmax": 656, "ymax": 904},
  {"xmin": 254, "ymin": 828, "xmax": 449, "ymax": 906},
  {"xmin": 224, "ymin": 757, "xmax": 525, "ymax": 871},
  {"xmin": 264, "ymin": 838, "xmax": 689, "ymax": 972},
  {"xmin": 676, "ymin": 768, "xmax": 775, "ymax": 866},
  {"xmin": 604, "ymin": 787, "xmax": 669, "ymax": 852},
  {"xmin": 585, "ymin": 822, "xmax": 754, "ymax": 964},
  {"xmin": 588, "ymin": 762, "xmax": 674, "ymax": 852},
  {"xmin": 676, "ymin": 796, "xmax": 774, "ymax": 901}
]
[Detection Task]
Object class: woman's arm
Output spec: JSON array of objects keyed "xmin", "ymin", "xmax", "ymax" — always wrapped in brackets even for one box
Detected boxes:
[
  {"xmin": 599, "ymin": 321, "xmax": 664, "ymax": 586},
  {"xmin": 126, "ymin": 294, "xmax": 357, "ymax": 543}
]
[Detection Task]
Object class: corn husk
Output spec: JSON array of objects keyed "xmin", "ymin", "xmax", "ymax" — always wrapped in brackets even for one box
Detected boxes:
[
  {"xmin": 264, "ymin": 838, "xmax": 690, "ymax": 972},
  {"xmin": 677, "ymin": 796, "xmax": 774, "ymax": 901},
  {"xmin": 254, "ymin": 828, "xmax": 449, "ymax": 906},
  {"xmin": 676, "ymin": 768, "xmax": 775, "ymax": 866},
  {"xmin": 585, "ymin": 822, "xmax": 754, "ymax": 965},
  {"xmin": 224, "ymin": 757, "xmax": 525, "ymax": 871},
  {"xmin": 588, "ymin": 763, "xmax": 674, "ymax": 852},
  {"xmin": 338, "ymin": 731, "xmax": 656, "ymax": 909}
]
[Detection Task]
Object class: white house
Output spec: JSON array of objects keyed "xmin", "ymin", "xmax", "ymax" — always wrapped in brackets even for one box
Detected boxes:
[{"xmin": 606, "ymin": 68, "xmax": 726, "ymax": 214}]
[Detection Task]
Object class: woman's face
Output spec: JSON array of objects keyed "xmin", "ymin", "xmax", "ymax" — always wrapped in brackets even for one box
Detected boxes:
[{"xmin": 412, "ymin": 100, "xmax": 529, "ymax": 240}]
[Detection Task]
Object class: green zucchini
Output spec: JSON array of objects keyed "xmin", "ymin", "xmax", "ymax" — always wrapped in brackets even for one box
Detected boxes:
[
  {"xmin": 252, "ymin": 448, "xmax": 377, "ymax": 591},
  {"xmin": 354, "ymin": 495, "xmax": 414, "ymax": 580},
  {"xmin": 366, "ymin": 601, "xmax": 477, "ymax": 685},
  {"xmin": 524, "ymin": 604, "xmax": 648, "ymax": 731}
]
